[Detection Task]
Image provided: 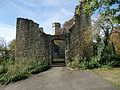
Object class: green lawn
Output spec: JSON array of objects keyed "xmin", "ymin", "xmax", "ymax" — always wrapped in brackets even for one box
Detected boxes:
[{"xmin": 93, "ymin": 68, "xmax": 120, "ymax": 89}]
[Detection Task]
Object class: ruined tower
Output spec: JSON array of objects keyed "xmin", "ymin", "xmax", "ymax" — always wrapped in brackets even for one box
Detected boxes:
[
  {"xmin": 15, "ymin": 2, "xmax": 93, "ymax": 66},
  {"xmin": 52, "ymin": 22, "xmax": 61, "ymax": 46},
  {"xmin": 52, "ymin": 22, "xmax": 61, "ymax": 35},
  {"xmin": 64, "ymin": 1, "xmax": 93, "ymax": 62}
]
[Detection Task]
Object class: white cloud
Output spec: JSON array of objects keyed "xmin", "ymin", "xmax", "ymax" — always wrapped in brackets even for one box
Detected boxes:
[{"xmin": 0, "ymin": 23, "xmax": 15, "ymax": 43}]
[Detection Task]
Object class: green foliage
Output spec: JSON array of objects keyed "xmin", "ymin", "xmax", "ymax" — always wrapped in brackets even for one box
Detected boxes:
[
  {"xmin": 68, "ymin": 0, "xmax": 120, "ymax": 70},
  {"xmin": 93, "ymin": 35, "xmax": 120, "ymax": 68},
  {"xmin": 0, "ymin": 60, "xmax": 30, "ymax": 85},
  {"xmin": 89, "ymin": 56, "xmax": 101, "ymax": 69},
  {"xmin": 101, "ymin": 43, "xmax": 120, "ymax": 67},
  {"xmin": 79, "ymin": 59, "xmax": 89, "ymax": 70},
  {"xmin": 0, "ymin": 59, "xmax": 49, "ymax": 85},
  {"xmin": 27, "ymin": 60, "xmax": 49, "ymax": 74},
  {"xmin": 92, "ymin": 15, "xmax": 120, "ymax": 68},
  {"xmin": 81, "ymin": 0, "xmax": 120, "ymax": 24},
  {"xmin": 75, "ymin": 44, "xmax": 119, "ymax": 70},
  {"xmin": 79, "ymin": 57, "xmax": 100, "ymax": 70},
  {"xmin": 8, "ymin": 39, "xmax": 16, "ymax": 58},
  {"xmin": 67, "ymin": 59, "xmax": 79, "ymax": 69},
  {"xmin": 0, "ymin": 59, "xmax": 14, "ymax": 74},
  {"xmin": 0, "ymin": 39, "xmax": 49, "ymax": 85},
  {"xmin": 0, "ymin": 67, "xmax": 31, "ymax": 85}
]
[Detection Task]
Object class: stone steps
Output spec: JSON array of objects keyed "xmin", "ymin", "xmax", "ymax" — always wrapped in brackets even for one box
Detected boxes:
[{"xmin": 51, "ymin": 59, "xmax": 65, "ymax": 67}]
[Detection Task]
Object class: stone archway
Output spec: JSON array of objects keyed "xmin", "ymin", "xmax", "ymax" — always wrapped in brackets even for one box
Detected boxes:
[{"xmin": 50, "ymin": 34, "xmax": 65, "ymax": 66}]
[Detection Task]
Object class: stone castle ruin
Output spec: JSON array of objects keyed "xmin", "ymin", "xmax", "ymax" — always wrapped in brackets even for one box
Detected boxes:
[{"xmin": 15, "ymin": 2, "xmax": 93, "ymax": 65}]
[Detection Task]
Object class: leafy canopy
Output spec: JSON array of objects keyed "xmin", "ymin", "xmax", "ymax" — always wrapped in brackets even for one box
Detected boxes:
[{"xmin": 81, "ymin": 0, "xmax": 120, "ymax": 24}]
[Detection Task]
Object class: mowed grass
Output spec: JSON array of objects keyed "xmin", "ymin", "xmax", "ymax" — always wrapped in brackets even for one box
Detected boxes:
[{"xmin": 93, "ymin": 68, "xmax": 120, "ymax": 88}]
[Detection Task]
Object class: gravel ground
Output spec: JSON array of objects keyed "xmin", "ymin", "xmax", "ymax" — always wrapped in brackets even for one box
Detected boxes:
[{"xmin": 0, "ymin": 67, "xmax": 119, "ymax": 90}]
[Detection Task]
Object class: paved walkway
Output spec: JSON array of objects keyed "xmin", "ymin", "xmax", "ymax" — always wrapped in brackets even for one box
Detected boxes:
[{"xmin": 0, "ymin": 67, "xmax": 119, "ymax": 90}]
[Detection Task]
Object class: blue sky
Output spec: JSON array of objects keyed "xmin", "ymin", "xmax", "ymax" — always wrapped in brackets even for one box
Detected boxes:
[{"xmin": 0, "ymin": 0, "xmax": 78, "ymax": 43}]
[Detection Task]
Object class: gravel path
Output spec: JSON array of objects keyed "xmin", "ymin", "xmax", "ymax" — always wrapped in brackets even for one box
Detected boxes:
[{"xmin": 0, "ymin": 67, "xmax": 119, "ymax": 90}]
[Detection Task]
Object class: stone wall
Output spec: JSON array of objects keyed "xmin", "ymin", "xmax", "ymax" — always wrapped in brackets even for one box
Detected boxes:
[
  {"xmin": 64, "ymin": 2, "xmax": 93, "ymax": 63},
  {"xmin": 15, "ymin": 2, "xmax": 93, "ymax": 65},
  {"xmin": 15, "ymin": 18, "xmax": 51, "ymax": 62}
]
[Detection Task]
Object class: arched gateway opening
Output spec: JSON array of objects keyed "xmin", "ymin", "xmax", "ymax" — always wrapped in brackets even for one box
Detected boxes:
[{"xmin": 50, "ymin": 34, "xmax": 65, "ymax": 66}]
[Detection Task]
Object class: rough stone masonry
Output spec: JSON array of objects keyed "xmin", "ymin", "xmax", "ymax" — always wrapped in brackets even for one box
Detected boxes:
[{"xmin": 15, "ymin": 2, "xmax": 93, "ymax": 65}]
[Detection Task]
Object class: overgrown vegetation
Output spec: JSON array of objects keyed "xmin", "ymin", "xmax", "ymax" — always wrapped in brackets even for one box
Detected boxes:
[
  {"xmin": 0, "ymin": 0, "xmax": 119, "ymax": 86},
  {"xmin": 0, "ymin": 38, "xmax": 50, "ymax": 85},
  {"xmin": 67, "ymin": 17, "xmax": 120, "ymax": 70},
  {"xmin": 81, "ymin": 0, "xmax": 120, "ymax": 24},
  {"xmin": 0, "ymin": 59, "xmax": 49, "ymax": 85},
  {"xmin": 68, "ymin": 0, "xmax": 120, "ymax": 70},
  {"xmin": 79, "ymin": 20, "xmax": 120, "ymax": 69}
]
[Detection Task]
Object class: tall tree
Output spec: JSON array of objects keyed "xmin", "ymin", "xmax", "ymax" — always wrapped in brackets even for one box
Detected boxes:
[
  {"xmin": 0, "ymin": 38, "xmax": 7, "ymax": 60},
  {"xmin": 81, "ymin": 0, "xmax": 120, "ymax": 24},
  {"xmin": 8, "ymin": 39, "xmax": 16, "ymax": 58}
]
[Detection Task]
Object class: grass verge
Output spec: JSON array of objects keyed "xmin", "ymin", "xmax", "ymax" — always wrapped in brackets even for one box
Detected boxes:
[{"xmin": 93, "ymin": 67, "xmax": 120, "ymax": 89}]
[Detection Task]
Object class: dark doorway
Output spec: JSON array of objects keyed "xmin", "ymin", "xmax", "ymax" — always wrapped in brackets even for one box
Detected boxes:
[{"xmin": 50, "ymin": 35, "xmax": 65, "ymax": 67}]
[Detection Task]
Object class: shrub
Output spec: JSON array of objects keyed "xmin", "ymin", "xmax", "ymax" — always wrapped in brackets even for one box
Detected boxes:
[
  {"xmin": 67, "ymin": 59, "xmax": 80, "ymax": 69},
  {"xmin": 0, "ymin": 59, "xmax": 50, "ymax": 85},
  {"xmin": 79, "ymin": 60, "xmax": 89, "ymax": 70},
  {"xmin": 28, "ymin": 60, "xmax": 49, "ymax": 74},
  {"xmin": 0, "ymin": 60, "xmax": 30, "ymax": 85},
  {"xmin": 101, "ymin": 43, "xmax": 120, "ymax": 67},
  {"xmin": 0, "ymin": 59, "xmax": 14, "ymax": 74},
  {"xmin": 79, "ymin": 56, "xmax": 100, "ymax": 70},
  {"xmin": 89, "ymin": 56, "xmax": 101, "ymax": 69}
]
